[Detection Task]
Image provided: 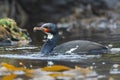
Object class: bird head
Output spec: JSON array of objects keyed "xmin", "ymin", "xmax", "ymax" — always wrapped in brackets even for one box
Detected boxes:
[{"xmin": 40, "ymin": 23, "xmax": 58, "ymax": 34}]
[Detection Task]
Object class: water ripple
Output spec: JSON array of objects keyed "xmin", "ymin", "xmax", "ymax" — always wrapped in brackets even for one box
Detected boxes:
[{"xmin": 0, "ymin": 53, "xmax": 101, "ymax": 61}]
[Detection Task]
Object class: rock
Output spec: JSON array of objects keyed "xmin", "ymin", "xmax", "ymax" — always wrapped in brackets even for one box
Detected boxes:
[{"xmin": 0, "ymin": 18, "xmax": 31, "ymax": 46}]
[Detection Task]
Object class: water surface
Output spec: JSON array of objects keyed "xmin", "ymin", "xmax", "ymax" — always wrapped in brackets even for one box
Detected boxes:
[{"xmin": 0, "ymin": 45, "xmax": 120, "ymax": 80}]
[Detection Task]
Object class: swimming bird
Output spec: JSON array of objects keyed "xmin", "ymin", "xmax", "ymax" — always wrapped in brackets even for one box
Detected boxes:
[{"xmin": 33, "ymin": 23, "xmax": 109, "ymax": 55}]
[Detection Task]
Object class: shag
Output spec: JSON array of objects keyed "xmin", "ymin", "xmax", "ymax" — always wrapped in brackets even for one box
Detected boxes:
[{"xmin": 33, "ymin": 23, "xmax": 109, "ymax": 55}]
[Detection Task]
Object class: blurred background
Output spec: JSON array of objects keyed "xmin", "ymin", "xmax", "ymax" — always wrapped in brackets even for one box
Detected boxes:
[{"xmin": 1, "ymin": 0, "xmax": 120, "ymax": 45}]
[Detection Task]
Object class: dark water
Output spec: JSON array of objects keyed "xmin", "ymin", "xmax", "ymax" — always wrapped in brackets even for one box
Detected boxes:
[{"xmin": 0, "ymin": 43, "xmax": 120, "ymax": 80}]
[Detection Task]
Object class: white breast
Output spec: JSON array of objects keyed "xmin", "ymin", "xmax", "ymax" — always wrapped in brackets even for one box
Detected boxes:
[{"xmin": 47, "ymin": 33, "xmax": 53, "ymax": 39}]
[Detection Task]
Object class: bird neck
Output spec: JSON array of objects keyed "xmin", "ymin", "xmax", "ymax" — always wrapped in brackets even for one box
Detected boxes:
[
  {"xmin": 40, "ymin": 33, "xmax": 59, "ymax": 54},
  {"xmin": 47, "ymin": 33, "xmax": 59, "ymax": 44}
]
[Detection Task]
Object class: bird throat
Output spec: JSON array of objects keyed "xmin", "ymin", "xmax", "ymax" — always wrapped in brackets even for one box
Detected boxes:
[{"xmin": 46, "ymin": 33, "xmax": 53, "ymax": 39}]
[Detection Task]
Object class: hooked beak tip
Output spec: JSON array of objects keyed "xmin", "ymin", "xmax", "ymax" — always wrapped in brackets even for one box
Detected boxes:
[{"xmin": 33, "ymin": 27, "xmax": 41, "ymax": 31}]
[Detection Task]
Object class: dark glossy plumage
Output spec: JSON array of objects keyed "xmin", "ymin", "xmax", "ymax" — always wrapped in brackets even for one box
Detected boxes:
[
  {"xmin": 37, "ymin": 23, "xmax": 109, "ymax": 55},
  {"xmin": 52, "ymin": 40, "xmax": 108, "ymax": 54}
]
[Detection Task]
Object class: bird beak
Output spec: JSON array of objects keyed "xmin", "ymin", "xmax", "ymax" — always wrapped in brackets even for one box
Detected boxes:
[{"xmin": 33, "ymin": 27, "xmax": 50, "ymax": 33}]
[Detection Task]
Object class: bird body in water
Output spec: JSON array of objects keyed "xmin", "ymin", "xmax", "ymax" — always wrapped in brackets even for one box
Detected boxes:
[{"xmin": 33, "ymin": 23, "xmax": 109, "ymax": 55}]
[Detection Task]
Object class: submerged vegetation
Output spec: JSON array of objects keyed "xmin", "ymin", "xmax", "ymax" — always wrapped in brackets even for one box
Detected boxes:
[
  {"xmin": 0, "ymin": 61, "xmax": 120, "ymax": 80},
  {"xmin": 0, "ymin": 62, "xmax": 93, "ymax": 80}
]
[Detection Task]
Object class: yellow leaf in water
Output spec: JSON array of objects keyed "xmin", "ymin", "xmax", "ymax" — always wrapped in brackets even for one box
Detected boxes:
[
  {"xmin": 2, "ymin": 74, "xmax": 16, "ymax": 80},
  {"xmin": 49, "ymin": 73, "xmax": 73, "ymax": 78},
  {"xmin": 75, "ymin": 66, "xmax": 91, "ymax": 75},
  {"xmin": 109, "ymin": 77, "xmax": 114, "ymax": 80},
  {"xmin": 1, "ymin": 63, "xmax": 34, "ymax": 77},
  {"xmin": 25, "ymin": 68, "xmax": 33, "ymax": 73},
  {"xmin": 25, "ymin": 69, "xmax": 34, "ymax": 77},
  {"xmin": 41, "ymin": 65, "xmax": 71, "ymax": 71},
  {"xmin": 1, "ymin": 63, "xmax": 24, "ymax": 71}
]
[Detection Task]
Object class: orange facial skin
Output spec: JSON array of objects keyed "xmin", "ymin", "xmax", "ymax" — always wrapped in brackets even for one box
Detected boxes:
[
  {"xmin": 41, "ymin": 27, "xmax": 50, "ymax": 33},
  {"xmin": 33, "ymin": 27, "xmax": 50, "ymax": 33}
]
